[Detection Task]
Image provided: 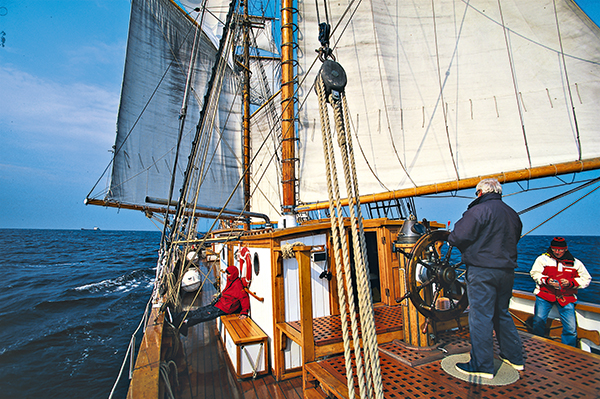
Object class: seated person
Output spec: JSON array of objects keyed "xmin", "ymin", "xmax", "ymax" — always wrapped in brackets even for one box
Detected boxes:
[{"xmin": 173, "ymin": 265, "xmax": 249, "ymax": 336}]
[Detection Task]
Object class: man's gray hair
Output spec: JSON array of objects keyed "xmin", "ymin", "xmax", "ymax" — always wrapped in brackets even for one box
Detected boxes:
[{"xmin": 476, "ymin": 178, "xmax": 502, "ymax": 195}]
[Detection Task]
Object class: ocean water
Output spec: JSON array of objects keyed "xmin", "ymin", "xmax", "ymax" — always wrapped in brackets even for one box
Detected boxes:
[
  {"xmin": 0, "ymin": 229, "xmax": 159, "ymax": 398},
  {"xmin": 0, "ymin": 229, "xmax": 598, "ymax": 398}
]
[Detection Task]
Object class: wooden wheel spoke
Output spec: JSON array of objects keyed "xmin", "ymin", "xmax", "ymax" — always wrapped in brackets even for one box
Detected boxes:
[
  {"xmin": 406, "ymin": 230, "xmax": 469, "ymax": 321},
  {"xmin": 416, "ymin": 278, "xmax": 435, "ymax": 293},
  {"xmin": 415, "ymin": 257, "xmax": 433, "ymax": 270},
  {"xmin": 442, "ymin": 245, "xmax": 454, "ymax": 264}
]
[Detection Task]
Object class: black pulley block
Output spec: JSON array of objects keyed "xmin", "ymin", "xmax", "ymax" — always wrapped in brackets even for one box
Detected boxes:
[{"xmin": 317, "ymin": 60, "xmax": 347, "ymax": 96}]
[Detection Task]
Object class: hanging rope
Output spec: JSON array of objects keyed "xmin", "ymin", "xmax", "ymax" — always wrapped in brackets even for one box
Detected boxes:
[
  {"xmin": 339, "ymin": 91, "xmax": 383, "ymax": 399},
  {"xmin": 316, "ymin": 60, "xmax": 383, "ymax": 399},
  {"xmin": 316, "ymin": 74, "xmax": 364, "ymax": 399}
]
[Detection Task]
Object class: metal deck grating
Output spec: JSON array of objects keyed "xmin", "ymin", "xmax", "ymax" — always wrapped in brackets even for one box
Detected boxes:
[
  {"xmin": 288, "ymin": 305, "xmax": 403, "ymax": 346},
  {"xmin": 311, "ymin": 330, "xmax": 600, "ymax": 399}
]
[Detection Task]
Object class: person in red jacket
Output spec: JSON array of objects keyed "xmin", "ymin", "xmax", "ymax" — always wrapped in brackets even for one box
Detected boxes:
[
  {"xmin": 530, "ymin": 237, "xmax": 591, "ymax": 346},
  {"xmin": 173, "ymin": 265, "xmax": 250, "ymax": 336}
]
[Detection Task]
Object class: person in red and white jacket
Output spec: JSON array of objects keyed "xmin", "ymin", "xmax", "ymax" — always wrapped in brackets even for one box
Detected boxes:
[{"xmin": 530, "ymin": 237, "xmax": 591, "ymax": 346}]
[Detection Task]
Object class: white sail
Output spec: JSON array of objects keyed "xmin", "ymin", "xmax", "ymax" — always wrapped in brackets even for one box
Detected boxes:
[
  {"xmin": 248, "ymin": 35, "xmax": 284, "ymax": 220},
  {"xmin": 107, "ymin": 0, "xmax": 244, "ymax": 211},
  {"xmin": 178, "ymin": 0, "xmax": 229, "ymax": 48},
  {"xmin": 297, "ymin": 0, "xmax": 600, "ymax": 203}
]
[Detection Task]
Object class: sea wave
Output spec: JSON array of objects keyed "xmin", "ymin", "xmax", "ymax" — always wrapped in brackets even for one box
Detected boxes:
[{"xmin": 75, "ymin": 269, "xmax": 154, "ymax": 294}]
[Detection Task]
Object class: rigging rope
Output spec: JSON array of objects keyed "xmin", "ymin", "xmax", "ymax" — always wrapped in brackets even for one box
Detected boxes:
[
  {"xmin": 521, "ymin": 181, "xmax": 600, "ymax": 237},
  {"xmin": 497, "ymin": 0, "xmax": 532, "ymax": 168},
  {"xmin": 316, "ymin": 66, "xmax": 383, "ymax": 399}
]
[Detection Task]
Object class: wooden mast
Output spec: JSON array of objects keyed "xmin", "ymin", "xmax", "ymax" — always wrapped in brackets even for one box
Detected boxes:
[
  {"xmin": 281, "ymin": 0, "xmax": 296, "ymax": 223},
  {"xmin": 242, "ymin": 0, "xmax": 251, "ymax": 229}
]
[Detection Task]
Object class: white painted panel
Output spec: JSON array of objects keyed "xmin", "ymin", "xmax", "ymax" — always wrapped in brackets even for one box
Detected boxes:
[
  {"xmin": 283, "ymin": 257, "xmax": 300, "ymax": 322},
  {"xmin": 240, "ymin": 342, "xmax": 267, "ymax": 375},
  {"xmin": 283, "ymin": 337, "xmax": 303, "ymax": 369},
  {"xmin": 223, "ymin": 329, "xmax": 237, "ymax": 371},
  {"xmin": 245, "ymin": 247, "xmax": 275, "ymax": 371},
  {"xmin": 282, "ymin": 234, "xmax": 330, "ymax": 322}
]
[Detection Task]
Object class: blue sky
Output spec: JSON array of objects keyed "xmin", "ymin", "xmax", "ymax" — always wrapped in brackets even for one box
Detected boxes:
[{"xmin": 0, "ymin": 0, "xmax": 599, "ymax": 234}]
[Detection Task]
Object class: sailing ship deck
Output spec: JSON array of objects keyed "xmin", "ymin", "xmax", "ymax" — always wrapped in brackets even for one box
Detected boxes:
[
  {"xmin": 177, "ymin": 318, "xmax": 304, "ymax": 399},
  {"xmin": 175, "ymin": 312, "xmax": 600, "ymax": 399},
  {"xmin": 307, "ymin": 331, "xmax": 600, "ymax": 399}
]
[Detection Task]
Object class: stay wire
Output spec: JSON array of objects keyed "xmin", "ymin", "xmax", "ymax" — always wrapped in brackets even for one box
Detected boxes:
[
  {"xmin": 518, "ymin": 176, "xmax": 600, "ymax": 216},
  {"xmin": 521, "ymin": 182, "xmax": 600, "ymax": 237}
]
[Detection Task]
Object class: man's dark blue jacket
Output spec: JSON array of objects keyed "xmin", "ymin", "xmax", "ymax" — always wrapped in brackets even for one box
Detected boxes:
[{"xmin": 448, "ymin": 192, "xmax": 522, "ymax": 269}]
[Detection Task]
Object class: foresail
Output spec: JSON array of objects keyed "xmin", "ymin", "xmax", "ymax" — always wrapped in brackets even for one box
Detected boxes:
[
  {"xmin": 249, "ymin": 55, "xmax": 283, "ymax": 221},
  {"xmin": 107, "ymin": 0, "xmax": 243, "ymax": 211},
  {"xmin": 297, "ymin": 0, "xmax": 600, "ymax": 204}
]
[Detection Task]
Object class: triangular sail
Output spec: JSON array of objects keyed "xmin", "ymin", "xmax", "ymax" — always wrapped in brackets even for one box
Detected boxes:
[
  {"xmin": 106, "ymin": 0, "xmax": 244, "ymax": 211},
  {"xmin": 297, "ymin": 0, "xmax": 600, "ymax": 204}
]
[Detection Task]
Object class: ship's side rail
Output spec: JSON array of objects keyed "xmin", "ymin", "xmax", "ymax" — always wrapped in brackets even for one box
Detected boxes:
[
  {"xmin": 511, "ymin": 290, "xmax": 600, "ymax": 347},
  {"xmin": 126, "ymin": 306, "xmax": 169, "ymax": 398},
  {"xmin": 218, "ymin": 314, "xmax": 269, "ymax": 379}
]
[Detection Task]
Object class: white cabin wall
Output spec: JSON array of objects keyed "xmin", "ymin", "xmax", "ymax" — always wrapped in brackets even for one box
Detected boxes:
[
  {"xmin": 213, "ymin": 243, "xmax": 276, "ymax": 370},
  {"xmin": 281, "ymin": 234, "xmax": 330, "ymax": 369},
  {"xmin": 244, "ymin": 247, "xmax": 274, "ymax": 369},
  {"xmin": 282, "ymin": 234, "xmax": 330, "ymax": 320}
]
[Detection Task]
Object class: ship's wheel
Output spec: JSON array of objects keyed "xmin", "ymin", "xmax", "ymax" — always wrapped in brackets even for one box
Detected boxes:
[{"xmin": 406, "ymin": 230, "xmax": 468, "ymax": 321}]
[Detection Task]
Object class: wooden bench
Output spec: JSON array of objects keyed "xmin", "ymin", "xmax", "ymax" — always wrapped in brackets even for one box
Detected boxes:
[{"xmin": 218, "ymin": 314, "xmax": 269, "ymax": 379}]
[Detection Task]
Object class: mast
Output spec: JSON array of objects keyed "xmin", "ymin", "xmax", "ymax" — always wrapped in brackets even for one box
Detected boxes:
[
  {"xmin": 167, "ymin": 0, "xmax": 239, "ymax": 243},
  {"xmin": 280, "ymin": 0, "xmax": 297, "ymax": 226},
  {"xmin": 242, "ymin": 0, "xmax": 251, "ymax": 228}
]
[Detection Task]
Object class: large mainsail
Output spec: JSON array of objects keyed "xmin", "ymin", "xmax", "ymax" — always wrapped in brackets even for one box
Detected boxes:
[
  {"xmin": 297, "ymin": 0, "xmax": 600, "ymax": 205},
  {"xmin": 107, "ymin": 0, "xmax": 244, "ymax": 212}
]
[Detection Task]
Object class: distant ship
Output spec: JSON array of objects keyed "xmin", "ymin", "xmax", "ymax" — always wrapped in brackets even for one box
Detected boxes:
[{"xmin": 80, "ymin": 227, "xmax": 100, "ymax": 231}]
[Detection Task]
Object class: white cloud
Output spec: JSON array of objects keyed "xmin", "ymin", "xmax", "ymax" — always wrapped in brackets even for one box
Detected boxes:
[{"xmin": 0, "ymin": 66, "xmax": 118, "ymax": 150}]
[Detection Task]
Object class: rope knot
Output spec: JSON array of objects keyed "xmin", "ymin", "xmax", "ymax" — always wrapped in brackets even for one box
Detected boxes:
[{"xmin": 281, "ymin": 242, "xmax": 305, "ymax": 259}]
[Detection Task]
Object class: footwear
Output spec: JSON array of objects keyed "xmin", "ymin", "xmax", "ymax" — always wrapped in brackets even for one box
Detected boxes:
[
  {"xmin": 455, "ymin": 362, "xmax": 494, "ymax": 380},
  {"xmin": 499, "ymin": 354, "xmax": 524, "ymax": 371},
  {"xmin": 172, "ymin": 312, "xmax": 185, "ymax": 327},
  {"xmin": 179, "ymin": 320, "xmax": 189, "ymax": 337}
]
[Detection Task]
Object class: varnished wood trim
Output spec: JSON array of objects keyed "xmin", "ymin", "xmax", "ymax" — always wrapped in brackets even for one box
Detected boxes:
[
  {"xmin": 277, "ymin": 322, "xmax": 302, "ymax": 345},
  {"xmin": 297, "ymin": 157, "xmax": 600, "ymax": 212},
  {"xmin": 512, "ymin": 289, "xmax": 600, "ymax": 314},
  {"xmin": 305, "ymin": 362, "xmax": 349, "ymax": 399},
  {"xmin": 127, "ymin": 307, "xmax": 163, "ymax": 399}
]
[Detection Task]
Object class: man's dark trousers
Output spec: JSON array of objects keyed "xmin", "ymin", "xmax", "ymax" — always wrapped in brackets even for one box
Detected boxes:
[{"xmin": 466, "ymin": 266, "xmax": 524, "ymax": 373}]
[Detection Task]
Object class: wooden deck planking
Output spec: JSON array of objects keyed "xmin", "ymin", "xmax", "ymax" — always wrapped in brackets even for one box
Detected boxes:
[
  {"xmin": 176, "ymin": 294, "xmax": 303, "ymax": 399},
  {"xmin": 238, "ymin": 372, "xmax": 303, "ymax": 399},
  {"xmin": 177, "ymin": 319, "xmax": 245, "ymax": 399},
  {"xmin": 310, "ymin": 330, "xmax": 600, "ymax": 399}
]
